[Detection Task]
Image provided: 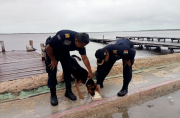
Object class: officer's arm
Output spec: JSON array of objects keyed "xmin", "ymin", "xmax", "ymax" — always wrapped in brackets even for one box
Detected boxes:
[
  {"xmin": 96, "ymin": 65, "xmax": 104, "ymax": 93},
  {"xmin": 81, "ymin": 55, "xmax": 93, "ymax": 78},
  {"xmin": 46, "ymin": 44, "xmax": 56, "ymax": 61},
  {"xmin": 96, "ymin": 65, "xmax": 104, "ymax": 85},
  {"xmin": 46, "ymin": 44, "xmax": 58, "ymax": 70}
]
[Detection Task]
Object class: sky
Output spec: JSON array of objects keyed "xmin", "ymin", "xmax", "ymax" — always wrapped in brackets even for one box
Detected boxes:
[{"xmin": 0, "ymin": 0, "xmax": 180, "ymax": 33}]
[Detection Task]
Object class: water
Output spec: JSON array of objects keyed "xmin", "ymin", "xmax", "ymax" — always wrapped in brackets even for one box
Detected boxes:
[
  {"xmin": 0, "ymin": 30, "xmax": 180, "ymax": 69},
  {"xmin": 110, "ymin": 90, "xmax": 180, "ymax": 118}
]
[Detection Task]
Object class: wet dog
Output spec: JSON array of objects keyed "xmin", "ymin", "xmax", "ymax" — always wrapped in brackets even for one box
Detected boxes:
[{"xmin": 71, "ymin": 55, "xmax": 96, "ymax": 99}]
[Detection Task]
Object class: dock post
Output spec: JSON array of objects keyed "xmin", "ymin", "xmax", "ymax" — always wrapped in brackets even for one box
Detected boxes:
[
  {"xmin": 0, "ymin": 41, "xmax": 5, "ymax": 52},
  {"xmin": 102, "ymin": 35, "xmax": 104, "ymax": 44},
  {"xmin": 169, "ymin": 48, "xmax": 174, "ymax": 53},
  {"xmin": 29, "ymin": 40, "xmax": 33, "ymax": 47},
  {"xmin": 40, "ymin": 43, "xmax": 46, "ymax": 61}
]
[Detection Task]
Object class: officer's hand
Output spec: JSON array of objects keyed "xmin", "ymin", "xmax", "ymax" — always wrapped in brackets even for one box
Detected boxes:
[
  {"xmin": 123, "ymin": 60, "xmax": 131, "ymax": 67},
  {"xmin": 49, "ymin": 60, "xmax": 58, "ymax": 71},
  {"xmin": 88, "ymin": 72, "xmax": 93, "ymax": 79},
  {"xmin": 96, "ymin": 84, "xmax": 101, "ymax": 94}
]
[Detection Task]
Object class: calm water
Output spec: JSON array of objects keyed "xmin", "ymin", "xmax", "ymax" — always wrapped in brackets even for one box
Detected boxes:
[{"xmin": 0, "ymin": 30, "xmax": 180, "ymax": 69}]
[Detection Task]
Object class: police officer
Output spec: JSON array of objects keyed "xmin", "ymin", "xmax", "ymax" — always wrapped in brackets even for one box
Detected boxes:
[
  {"xmin": 45, "ymin": 30, "xmax": 93, "ymax": 106},
  {"xmin": 95, "ymin": 38, "xmax": 136, "ymax": 96}
]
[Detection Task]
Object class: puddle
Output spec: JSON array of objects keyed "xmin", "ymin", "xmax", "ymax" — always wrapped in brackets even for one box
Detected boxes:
[{"xmin": 110, "ymin": 90, "xmax": 180, "ymax": 118}]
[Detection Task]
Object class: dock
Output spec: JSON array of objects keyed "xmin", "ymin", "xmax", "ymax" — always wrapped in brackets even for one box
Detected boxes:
[
  {"xmin": 89, "ymin": 36, "xmax": 180, "ymax": 53},
  {"xmin": 0, "ymin": 41, "xmax": 46, "ymax": 82},
  {"xmin": 116, "ymin": 36, "xmax": 180, "ymax": 43},
  {"xmin": 116, "ymin": 36, "xmax": 180, "ymax": 53},
  {"xmin": 130, "ymin": 40, "xmax": 180, "ymax": 53}
]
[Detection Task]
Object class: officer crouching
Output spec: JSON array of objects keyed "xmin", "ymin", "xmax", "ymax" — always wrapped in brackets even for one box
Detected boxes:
[
  {"xmin": 45, "ymin": 30, "xmax": 93, "ymax": 106},
  {"xmin": 95, "ymin": 38, "xmax": 136, "ymax": 96}
]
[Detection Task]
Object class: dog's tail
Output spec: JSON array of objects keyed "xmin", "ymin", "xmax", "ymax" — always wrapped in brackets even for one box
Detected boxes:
[{"xmin": 71, "ymin": 55, "xmax": 81, "ymax": 61}]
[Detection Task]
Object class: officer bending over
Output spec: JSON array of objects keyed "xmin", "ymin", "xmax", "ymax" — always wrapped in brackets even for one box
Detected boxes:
[
  {"xmin": 95, "ymin": 38, "xmax": 136, "ymax": 96},
  {"xmin": 46, "ymin": 30, "xmax": 93, "ymax": 106}
]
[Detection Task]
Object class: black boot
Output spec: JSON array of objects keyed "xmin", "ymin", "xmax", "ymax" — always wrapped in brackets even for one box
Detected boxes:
[
  {"xmin": 117, "ymin": 81, "xmax": 129, "ymax": 97},
  {"xmin": 100, "ymin": 83, "xmax": 104, "ymax": 88},
  {"xmin": 65, "ymin": 83, "xmax": 77, "ymax": 101},
  {"xmin": 50, "ymin": 88, "xmax": 58, "ymax": 106},
  {"xmin": 117, "ymin": 89, "xmax": 128, "ymax": 97}
]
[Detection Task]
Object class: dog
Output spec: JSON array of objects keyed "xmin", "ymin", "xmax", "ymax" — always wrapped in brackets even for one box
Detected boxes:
[{"xmin": 71, "ymin": 55, "xmax": 96, "ymax": 99}]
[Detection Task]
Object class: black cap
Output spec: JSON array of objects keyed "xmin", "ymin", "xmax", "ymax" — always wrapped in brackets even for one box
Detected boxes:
[{"xmin": 95, "ymin": 49, "xmax": 107, "ymax": 65}]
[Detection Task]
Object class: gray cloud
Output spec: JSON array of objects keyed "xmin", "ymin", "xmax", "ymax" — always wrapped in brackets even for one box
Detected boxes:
[{"xmin": 0, "ymin": 0, "xmax": 180, "ymax": 33}]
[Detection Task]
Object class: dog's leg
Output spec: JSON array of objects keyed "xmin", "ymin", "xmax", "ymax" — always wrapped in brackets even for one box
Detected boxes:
[{"xmin": 75, "ymin": 80, "xmax": 84, "ymax": 99}]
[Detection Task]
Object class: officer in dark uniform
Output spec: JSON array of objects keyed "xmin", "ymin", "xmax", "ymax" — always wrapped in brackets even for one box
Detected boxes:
[
  {"xmin": 95, "ymin": 38, "xmax": 136, "ymax": 96},
  {"xmin": 45, "ymin": 30, "xmax": 93, "ymax": 106}
]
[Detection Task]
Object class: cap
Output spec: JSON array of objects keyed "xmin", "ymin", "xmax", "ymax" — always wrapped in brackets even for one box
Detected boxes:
[{"xmin": 95, "ymin": 49, "xmax": 107, "ymax": 65}]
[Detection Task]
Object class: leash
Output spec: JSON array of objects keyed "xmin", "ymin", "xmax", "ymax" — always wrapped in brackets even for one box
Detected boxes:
[{"xmin": 85, "ymin": 78, "xmax": 91, "ymax": 84}]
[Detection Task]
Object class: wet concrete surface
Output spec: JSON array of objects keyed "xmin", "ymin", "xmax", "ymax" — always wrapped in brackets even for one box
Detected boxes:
[
  {"xmin": 1, "ymin": 63, "xmax": 180, "ymax": 118},
  {"xmin": 109, "ymin": 89, "xmax": 180, "ymax": 118}
]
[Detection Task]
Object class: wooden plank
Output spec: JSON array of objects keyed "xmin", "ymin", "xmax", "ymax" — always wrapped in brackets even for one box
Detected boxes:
[
  {"xmin": 116, "ymin": 36, "xmax": 180, "ymax": 39},
  {"xmin": 0, "ymin": 58, "xmax": 42, "ymax": 64},
  {"xmin": 0, "ymin": 54, "xmax": 41, "ymax": 58},
  {"xmin": 0, "ymin": 70, "xmax": 46, "ymax": 79},
  {"xmin": 0, "ymin": 50, "xmax": 47, "ymax": 82},
  {"xmin": 0, "ymin": 72, "xmax": 46, "ymax": 82},
  {"xmin": 0, "ymin": 64, "xmax": 45, "ymax": 72},
  {"xmin": 131, "ymin": 40, "xmax": 180, "ymax": 47},
  {"xmin": 0, "ymin": 53, "xmax": 40, "ymax": 57},
  {"xmin": 0, "ymin": 59, "xmax": 44, "ymax": 66},
  {"xmin": 0, "ymin": 66, "xmax": 46, "ymax": 75}
]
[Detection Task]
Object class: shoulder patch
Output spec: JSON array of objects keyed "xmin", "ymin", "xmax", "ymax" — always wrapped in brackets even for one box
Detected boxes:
[
  {"xmin": 65, "ymin": 33, "xmax": 70, "ymax": 38},
  {"xmin": 113, "ymin": 50, "xmax": 118, "ymax": 54},
  {"xmin": 123, "ymin": 50, "xmax": 128, "ymax": 54},
  {"xmin": 63, "ymin": 40, "xmax": 71, "ymax": 45},
  {"xmin": 57, "ymin": 35, "xmax": 61, "ymax": 40}
]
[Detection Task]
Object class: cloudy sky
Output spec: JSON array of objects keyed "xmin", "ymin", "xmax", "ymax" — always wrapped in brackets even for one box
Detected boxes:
[{"xmin": 0, "ymin": 0, "xmax": 180, "ymax": 33}]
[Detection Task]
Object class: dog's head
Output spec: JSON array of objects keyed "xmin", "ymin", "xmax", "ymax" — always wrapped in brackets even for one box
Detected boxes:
[{"xmin": 86, "ymin": 78, "xmax": 96, "ymax": 96}]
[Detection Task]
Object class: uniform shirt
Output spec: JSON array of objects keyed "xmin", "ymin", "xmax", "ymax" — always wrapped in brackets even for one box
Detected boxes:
[
  {"xmin": 48, "ymin": 30, "xmax": 86, "ymax": 56},
  {"xmin": 104, "ymin": 38, "xmax": 136, "ymax": 61},
  {"xmin": 96, "ymin": 38, "xmax": 136, "ymax": 84}
]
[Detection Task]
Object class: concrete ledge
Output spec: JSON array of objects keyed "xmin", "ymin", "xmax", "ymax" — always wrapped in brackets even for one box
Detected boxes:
[{"xmin": 47, "ymin": 78, "xmax": 180, "ymax": 118}]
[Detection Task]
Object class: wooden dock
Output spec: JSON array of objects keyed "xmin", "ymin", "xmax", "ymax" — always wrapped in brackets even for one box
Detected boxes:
[
  {"xmin": 0, "ymin": 41, "xmax": 46, "ymax": 82},
  {"xmin": 116, "ymin": 36, "xmax": 180, "ymax": 43},
  {"xmin": 130, "ymin": 40, "xmax": 180, "ymax": 53},
  {"xmin": 0, "ymin": 50, "xmax": 46, "ymax": 82},
  {"xmin": 89, "ymin": 36, "xmax": 180, "ymax": 53},
  {"xmin": 115, "ymin": 36, "xmax": 180, "ymax": 52}
]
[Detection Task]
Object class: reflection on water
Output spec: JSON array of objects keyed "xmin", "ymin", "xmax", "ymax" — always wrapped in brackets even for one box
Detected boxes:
[
  {"xmin": 110, "ymin": 90, "xmax": 180, "ymax": 118},
  {"xmin": 112, "ymin": 108, "xmax": 129, "ymax": 118}
]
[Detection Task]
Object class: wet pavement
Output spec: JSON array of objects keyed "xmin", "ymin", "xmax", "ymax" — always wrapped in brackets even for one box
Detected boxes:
[
  {"xmin": 1, "ymin": 63, "xmax": 180, "ymax": 118},
  {"xmin": 109, "ymin": 89, "xmax": 180, "ymax": 118}
]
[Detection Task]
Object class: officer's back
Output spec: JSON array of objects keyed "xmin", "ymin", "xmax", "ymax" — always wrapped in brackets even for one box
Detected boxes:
[{"xmin": 115, "ymin": 38, "xmax": 133, "ymax": 48}]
